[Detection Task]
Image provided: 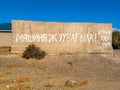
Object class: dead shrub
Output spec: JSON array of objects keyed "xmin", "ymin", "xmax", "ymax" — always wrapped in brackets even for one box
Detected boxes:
[{"xmin": 22, "ymin": 44, "xmax": 46, "ymax": 59}]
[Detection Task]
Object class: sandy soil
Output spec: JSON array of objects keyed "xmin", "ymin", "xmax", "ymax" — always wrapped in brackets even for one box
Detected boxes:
[{"xmin": 0, "ymin": 50, "xmax": 120, "ymax": 90}]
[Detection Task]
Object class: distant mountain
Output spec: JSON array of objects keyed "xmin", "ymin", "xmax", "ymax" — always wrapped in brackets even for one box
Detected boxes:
[{"xmin": 0, "ymin": 23, "xmax": 11, "ymax": 30}]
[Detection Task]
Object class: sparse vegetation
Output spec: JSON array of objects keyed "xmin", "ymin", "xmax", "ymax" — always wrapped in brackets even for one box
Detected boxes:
[
  {"xmin": 44, "ymin": 83, "xmax": 54, "ymax": 87},
  {"xmin": 68, "ymin": 61, "xmax": 73, "ymax": 67},
  {"xmin": 0, "ymin": 72, "xmax": 11, "ymax": 77},
  {"xmin": 7, "ymin": 84, "xmax": 34, "ymax": 90},
  {"xmin": 112, "ymin": 31, "xmax": 120, "ymax": 49},
  {"xmin": 15, "ymin": 77, "xmax": 30, "ymax": 83},
  {"xmin": 0, "ymin": 51, "xmax": 120, "ymax": 90},
  {"xmin": 22, "ymin": 44, "xmax": 46, "ymax": 59},
  {"xmin": 5, "ymin": 64, "xmax": 21, "ymax": 68}
]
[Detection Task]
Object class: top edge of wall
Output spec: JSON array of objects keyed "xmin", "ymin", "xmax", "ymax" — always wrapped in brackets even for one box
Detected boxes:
[{"xmin": 12, "ymin": 20, "xmax": 112, "ymax": 25}]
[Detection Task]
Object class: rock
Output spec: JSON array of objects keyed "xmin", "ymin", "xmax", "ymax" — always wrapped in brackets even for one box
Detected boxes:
[
  {"xmin": 65, "ymin": 80, "xmax": 88, "ymax": 87},
  {"xmin": 6, "ymin": 85, "xmax": 9, "ymax": 88},
  {"xmin": 65, "ymin": 80, "xmax": 78, "ymax": 85}
]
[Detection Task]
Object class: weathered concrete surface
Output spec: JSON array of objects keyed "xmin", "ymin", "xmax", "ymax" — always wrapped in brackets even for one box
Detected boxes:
[
  {"xmin": 0, "ymin": 32, "xmax": 11, "ymax": 47},
  {"xmin": 11, "ymin": 20, "xmax": 113, "ymax": 54}
]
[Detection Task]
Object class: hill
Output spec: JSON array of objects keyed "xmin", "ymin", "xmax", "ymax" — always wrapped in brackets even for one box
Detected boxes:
[{"xmin": 0, "ymin": 23, "xmax": 11, "ymax": 30}]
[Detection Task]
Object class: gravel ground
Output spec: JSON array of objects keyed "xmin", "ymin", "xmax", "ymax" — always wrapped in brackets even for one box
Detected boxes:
[{"xmin": 0, "ymin": 50, "xmax": 120, "ymax": 90}]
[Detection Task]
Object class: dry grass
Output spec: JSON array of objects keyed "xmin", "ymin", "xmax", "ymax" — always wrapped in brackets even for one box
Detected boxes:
[
  {"xmin": 0, "ymin": 51, "xmax": 120, "ymax": 90},
  {"xmin": 0, "ymin": 72, "xmax": 11, "ymax": 77},
  {"xmin": 47, "ymin": 76, "xmax": 55, "ymax": 79},
  {"xmin": 44, "ymin": 80, "xmax": 88, "ymax": 88},
  {"xmin": 5, "ymin": 72, "xmax": 11, "ymax": 75},
  {"xmin": 0, "ymin": 79, "xmax": 5, "ymax": 84},
  {"xmin": 38, "ymin": 67, "xmax": 46, "ymax": 71},
  {"xmin": 0, "ymin": 77, "xmax": 30, "ymax": 85},
  {"xmin": 67, "ymin": 61, "xmax": 73, "ymax": 66},
  {"xmin": 0, "ymin": 74, "xmax": 3, "ymax": 77},
  {"xmin": 44, "ymin": 83, "xmax": 55, "ymax": 87},
  {"xmin": 7, "ymin": 84, "xmax": 34, "ymax": 90},
  {"xmin": 28, "ymin": 63, "xmax": 36, "ymax": 68},
  {"xmin": 5, "ymin": 64, "xmax": 21, "ymax": 68},
  {"xmin": 15, "ymin": 77, "xmax": 30, "ymax": 83}
]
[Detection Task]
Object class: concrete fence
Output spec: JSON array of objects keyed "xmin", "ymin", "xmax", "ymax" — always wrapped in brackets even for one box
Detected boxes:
[
  {"xmin": 0, "ymin": 31, "xmax": 11, "ymax": 47},
  {"xmin": 11, "ymin": 20, "xmax": 113, "ymax": 54}
]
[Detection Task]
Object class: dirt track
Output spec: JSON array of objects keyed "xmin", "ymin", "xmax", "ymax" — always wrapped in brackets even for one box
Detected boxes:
[{"xmin": 0, "ymin": 50, "xmax": 120, "ymax": 90}]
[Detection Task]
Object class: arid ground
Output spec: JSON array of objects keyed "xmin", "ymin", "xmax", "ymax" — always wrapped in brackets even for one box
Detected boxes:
[{"xmin": 0, "ymin": 50, "xmax": 120, "ymax": 90}]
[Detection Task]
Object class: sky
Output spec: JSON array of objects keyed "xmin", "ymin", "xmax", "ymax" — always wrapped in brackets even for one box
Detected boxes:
[{"xmin": 0, "ymin": 0, "xmax": 120, "ymax": 29}]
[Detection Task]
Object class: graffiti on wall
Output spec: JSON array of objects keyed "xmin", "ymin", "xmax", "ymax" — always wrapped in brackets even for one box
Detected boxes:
[{"xmin": 16, "ymin": 30, "xmax": 111, "ymax": 47}]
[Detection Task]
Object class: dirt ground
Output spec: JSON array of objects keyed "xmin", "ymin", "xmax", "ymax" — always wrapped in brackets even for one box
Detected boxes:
[{"xmin": 0, "ymin": 50, "xmax": 120, "ymax": 90}]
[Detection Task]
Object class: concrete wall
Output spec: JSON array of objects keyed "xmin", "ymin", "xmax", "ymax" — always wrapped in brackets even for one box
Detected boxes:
[
  {"xmin": 0, "ymin": 32, "xmax": 11, "ymax": 47},
  {"xmin": 11, "ymin": 20, "xmax": 113, "ymax": 54}
]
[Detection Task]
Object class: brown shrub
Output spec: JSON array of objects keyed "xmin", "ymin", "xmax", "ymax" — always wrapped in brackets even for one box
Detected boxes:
[{"xmin": 22, "ymin": 44, "xmax": 46, "ymax": 59}]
